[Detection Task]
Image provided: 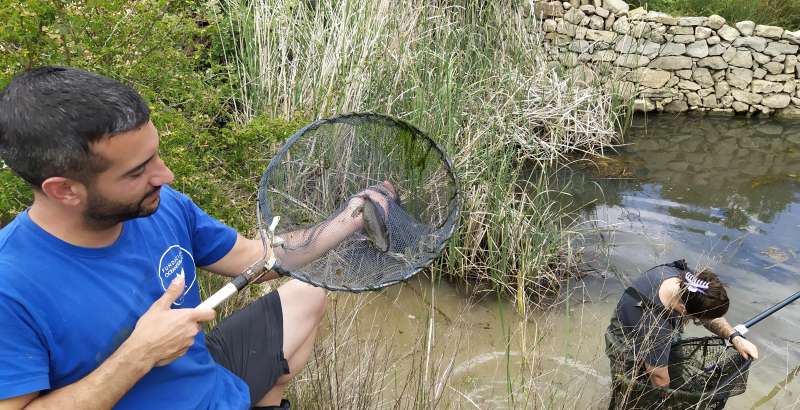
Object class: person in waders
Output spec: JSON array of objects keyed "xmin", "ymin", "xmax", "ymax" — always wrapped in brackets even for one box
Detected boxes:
[
  {"xmin": 0, "ymin": 67, "xmax": 395, "ymax": 410},
  {"xmin": 605, "ymin": 260, "xmax": 759, "ymax": 409}
]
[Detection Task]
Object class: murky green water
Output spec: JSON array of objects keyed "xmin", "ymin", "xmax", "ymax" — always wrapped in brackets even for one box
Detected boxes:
[
  {"xmin": 570, "ymin": 114, "xmax": 800, "ymax": 409},
  {"xmin": 337, "ymin": 114, "xmax": 800, "ymax": 409}
]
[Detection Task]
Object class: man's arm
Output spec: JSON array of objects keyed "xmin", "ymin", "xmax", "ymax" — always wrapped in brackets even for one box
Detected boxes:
[
  {"xmin": 0, "ymin": 275, "xmax": 214, "ymax": 410},
  {"xmin": 702, "ymin": 317, "xmax": 759, "ymax": 359}
]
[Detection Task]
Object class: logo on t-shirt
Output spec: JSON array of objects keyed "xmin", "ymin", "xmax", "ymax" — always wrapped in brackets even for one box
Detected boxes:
[{"xmin": 157, "ymin": 245, "xmax": 196, "ymax": 306}]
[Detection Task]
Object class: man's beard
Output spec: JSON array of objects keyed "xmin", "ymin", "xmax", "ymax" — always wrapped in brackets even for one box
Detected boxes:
[{"xmin": 83, "ymin": 187, "xmax": 160, "ymax": 229}]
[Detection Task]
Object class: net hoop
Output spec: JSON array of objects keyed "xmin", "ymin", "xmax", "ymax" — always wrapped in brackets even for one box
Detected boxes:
[
  {"xmin": 609, "ymin": 335, "xmax": 751, "ymax": 409},
  {"xmin": 257, "ymin": 112, "xmax": 461, "ymax": 292}
]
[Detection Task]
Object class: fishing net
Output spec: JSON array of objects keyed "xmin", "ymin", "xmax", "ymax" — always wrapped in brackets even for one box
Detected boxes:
[
  {"xmin": 607, "ymin": 333, "xmax": 751, "ymax": 410},
  {"xmin": 257, "ymin": 113, "xmax": 460, "ymax": 292}
]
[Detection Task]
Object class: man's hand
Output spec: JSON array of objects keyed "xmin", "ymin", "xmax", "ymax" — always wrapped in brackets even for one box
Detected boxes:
[
  {"xmin": 124, "ymin": 274, "xmax": 216, "ymax": 368},
  {"xmin": 731, "ymin": 336, "xmax": 759, "ymax": 360},
  {"xmin": 346, "ymin": 181, "xmax": 397, "ymax": 227}
]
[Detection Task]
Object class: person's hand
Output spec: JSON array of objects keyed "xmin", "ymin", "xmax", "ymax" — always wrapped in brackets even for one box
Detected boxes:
[
  {"xmin": 732, "ymin": 336, "xmax": 759, "ymax": 360},
  {"xmin": 347, "ymin": 181, "xmax": 397, "ymax": 223},
  {"xmin": 124, "ymin": 274, "xmax": 216, "ymax": 368}
]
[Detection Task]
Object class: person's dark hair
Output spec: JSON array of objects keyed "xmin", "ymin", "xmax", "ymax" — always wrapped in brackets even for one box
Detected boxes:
[
  {"xmin": 0, "ymin": 66, "xmax": 150, "ymax": 187},
  {"xmin": 680, "ymin": 268, "xmax": 729, "ymax": 320}
]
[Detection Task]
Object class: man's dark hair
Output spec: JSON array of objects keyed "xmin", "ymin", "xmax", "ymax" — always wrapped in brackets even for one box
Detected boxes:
[
  {"xmin": 680, "ymin": 268, "xmax": 729, "ymax": 320},
  {"xmin": 0, "ymin": 66, "xmax": 150, "ymax": 187}
]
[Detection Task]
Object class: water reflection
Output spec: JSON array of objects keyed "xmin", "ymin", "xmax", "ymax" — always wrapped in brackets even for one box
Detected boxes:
[{"xmin": 569, "ymin": 114, "xmax": 800, "ymax": 408}]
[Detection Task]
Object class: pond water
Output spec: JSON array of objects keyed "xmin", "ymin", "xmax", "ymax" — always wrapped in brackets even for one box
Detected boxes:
[{"xmin": 334, "ymin": 114, "xmax": 800, "ymax": 409}]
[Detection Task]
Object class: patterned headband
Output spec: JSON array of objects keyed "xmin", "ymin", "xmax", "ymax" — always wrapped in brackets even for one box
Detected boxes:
[{"xmin": 684, "ymin": 272, "xmax": 709, "ymax": 295}]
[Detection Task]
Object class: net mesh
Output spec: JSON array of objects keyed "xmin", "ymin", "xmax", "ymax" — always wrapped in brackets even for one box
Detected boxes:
[
  {"xmin": 608, "ymin": 335, "xmax": 751, "ymax": 410},
  {"xmin": 258, "ymin": 113, "xmax": 459, "ymax": 292}
]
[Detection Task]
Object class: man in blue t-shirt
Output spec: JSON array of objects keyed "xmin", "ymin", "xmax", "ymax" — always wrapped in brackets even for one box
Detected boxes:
[{"xmin": 0, "ymin": 67, "xmax": 391, "ymax": 409}]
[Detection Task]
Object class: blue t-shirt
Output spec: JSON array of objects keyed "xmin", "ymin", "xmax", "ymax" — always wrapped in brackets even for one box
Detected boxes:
[{"xmin": 0, "ymin": 186, "xmax": 250, "ymax": 409}]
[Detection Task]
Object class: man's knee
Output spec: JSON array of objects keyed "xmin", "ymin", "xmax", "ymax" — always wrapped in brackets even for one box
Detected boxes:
[{"xmin": 278, "ymin": 279, "xmax": 327, "ymax": 322}]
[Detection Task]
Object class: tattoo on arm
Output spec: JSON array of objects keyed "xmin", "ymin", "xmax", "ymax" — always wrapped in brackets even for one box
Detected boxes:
[{"xmin": 702, "ymin": 317, "xmax": 734, "ymax": 338}]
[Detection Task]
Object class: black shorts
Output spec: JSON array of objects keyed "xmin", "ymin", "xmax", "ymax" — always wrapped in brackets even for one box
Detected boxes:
[{"xmin": 206, "ymin": 290, "xmax": 290, "ymax": 405}]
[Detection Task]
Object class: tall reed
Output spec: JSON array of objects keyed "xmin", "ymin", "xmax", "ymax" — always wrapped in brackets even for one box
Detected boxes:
[{"xmin": 217, "ymin": 0, "xmax": 629, "ymax": 406}]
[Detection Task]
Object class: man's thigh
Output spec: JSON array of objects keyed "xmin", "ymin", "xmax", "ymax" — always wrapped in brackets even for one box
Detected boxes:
[{"xmin": 206, "ymin": 290, "xmax": 290, "ymax": 405}]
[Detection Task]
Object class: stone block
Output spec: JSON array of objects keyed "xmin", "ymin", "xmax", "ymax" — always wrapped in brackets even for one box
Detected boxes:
[
  {"xmin": 534, "ymin": 1, "xmax": 565, "ymax": 18},
  {"xmin": 605, "ymin": 14, "xmax": 616, "ymax": 31},
  {"xmin": 649, "ymin": 56, "xmax": 693, "ymax": 70},
  {"xmin": 705, "ymin": 15, "xmax": 726, "ymax": 30},
  {"xmin": 765, "ymin": 74, "xmax": 794, "ymax": 82},
  {"xmin": 754, "ymin": 25, "xmax": 784, "ymax": 39},
  {"xmin": 753, "ymin": 52, "xmax": 771, "ymax": 65},
  {"xmin": 698, "ymin": 56, "xmax": 728, "ymax": 69},
  {"xmin": 702, "ymin": 94, "xmax": 718, "ymax": 107},
  {"xmin": 614, "ymin": 36, "xmax": 637, "ymax": 53},
  {"xmin": 612, "ymin": 16, "xmax": 629, "ymax": 34},
  {"xmin": 754, "ymin": 68, "xmax": 767, "ymax": 79},
  {"xmin": 639, "ymin": 41, "xmax": 661, "ymax": 57},
  {"xmin": 692, "ymin": 67, "xmax": 714, "ymax": 87},
  {"xmin": 762, "ymin": 93, "xmax": 791, "ymax": 108},
  {"xmin": 718, "ymin": 25, "xmax": 740, "ymax": 42},
  {"xmin": 695, "ymin": 26, "xmax": 713, "ymax": 40},
  {"xmin": 664, "ymin": 100, "xmax": 689, "ymax": 112},
  {"xmin": 732, "ymin": 89, "xmax": 762, "ymax": 104},
  {"xmin": 764, "ymin": 41, "xmax": 799, "ymax": 57},
  {"xmin": 659, "ymin": 42, "xmax": 686, "ymax": 56},
  {"xmin": 627, "ymin": 67, "xmax": 672, "ymax": 88},
  {"xmin": 698, "ymin": 88, "xmax": 713, "ymax": 97},
  {"xmin": 773, "ymin": 54, "xmax": 786, "ymax": 63},
  {"xmin": 676, "ymin": 70, "xmax": 692, "ymax": 79},
  {"xmin": 564, "ymin": 8, "xmax": 587, "ymax": 25},
  {"xmin": 557, "ymin": 20, "xmax": 579, "ymax": 36},
  {"xmin": 633, "ymin": 98, "xmax": 656, "ymax": 112},
  {"xmin": 543, "ymin": 19, "xmax": 558, "ymax": 33},
  {"xmin": 579, "ymin": 4, "xmax": 596, "ymax": 14},
  {"xmin": 604, "ymin": 0, "xmax": 629, "ymax": 15},
  {"xmin": 595, "ymin": 7, "xmax": 610, "ymax": 18},
  {"xmin": 732, "ymin": 36, "xmax": 767, "ymax": 52},
  {"xmin": 686, "ymin": 40, "xmax": 709, "ymax": 58},
  {"xmin": 586, "ymin": 29, "xmax": 616, "ymax": 42},
  {"xmin": 569, "ymin": 39, "xmax": 591, "ymax": 53},
  {"xmin": 783, "ymin": 81, "xmax": 796, "ymax": 95},
  {"xmin": 786, "ymin": 55, "xmax": 797, "ymax": 74},
  {"xmin": 726, "ymin": 67, "xmax": 754, "ymax": 89},
  {"xmin": 707, "ymin": 36, "xmax": 721, "ymax": 45},
  {"xmin": 589, "ymin": 15, "xmax": 605, "ymax": 30},
  {"xmin": 764, "ymin": 61, "xmax": 784, "ymax": 75},
  {"xmin": 591, "ymin": 49, "xmax": 617, "ymax": 62},
  {"xmin": 563, "ymin": 1, "xmax": 572, "ymax": 10},
  {"xmin": 752, "ymin": 80, "xmax": 783, "ymax": 94},
  {"xmin": 647, "ymin": 11, "xmax": 678, "ymax": 25},
  {"xmin": 784, "ymin": 30, "xmax": 800, "ymax": 45},
  {"xmin": 615, "ymin": 54, "xmax": 650, "ymax": 68},
  {"xmin": 687, "ymin": 92, "xmax": 702, "ymax": 106},
  {"xmin": 735, "ymin": 21, "xmax": 755, "ymax": 36},
  {"xmin": 679, "ymin": 17, "xmax": 706, "ymax": 27},
  {"xmin": 631, "ymin": 22, "xmax": 650, "ymax": 38},
  {"xmin": 732, "ymin": 101, "xmax": 750, "ymax": 112},
  {"xmin": 678, "ymin": 80, "xmax": 701, "ymax": 90},
  {"xmin": 729, "ymin": 50, "xmax": 753, "ymax": 68},
  {"xmin": 673, "ymin": 34, "xmax": 696, "ymax": 44},
  {"xmin": 722, "ymin": 46, "xmax": 737, "ymax": 62},
  {"xmin": 669, "ymin": 26, "xmax": 694, "ymax": 35},
  {"xmin": 708, "ymin": 44, "xmax": 726, "ymax": 56},
  {"xmin": 628, "ymin": 7, "xmax": 647, "ymax": 20}
]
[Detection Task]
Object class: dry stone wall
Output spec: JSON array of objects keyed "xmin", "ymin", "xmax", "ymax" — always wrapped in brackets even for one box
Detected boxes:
[{"xmin": 533, "ymin": 0, "xmax": 800, "ymax": 117}]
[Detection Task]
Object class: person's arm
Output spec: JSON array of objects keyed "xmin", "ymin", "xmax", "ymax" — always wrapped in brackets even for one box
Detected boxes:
[
  {"xmin": 0, "ymin": 275, "xmax": 214, "ymax": 410},
  {"xmin": 702, "ymin": 317, "xmax": 759, "ymax": 359},
  {"xmin": 203, "ymin": 183, "xmax": 394, "ymax": 277},
  {"xmin": 644, "ymin": 362, "xmax": 670, "ymax": 387}
]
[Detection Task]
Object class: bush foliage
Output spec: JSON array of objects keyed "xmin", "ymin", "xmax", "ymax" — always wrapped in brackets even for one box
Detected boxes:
[{"xmin": 0, "ymin": 0, "xmax": 300, "ymax": 230}]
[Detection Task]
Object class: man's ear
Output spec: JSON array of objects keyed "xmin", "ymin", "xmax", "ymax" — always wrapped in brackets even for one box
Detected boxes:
[{"xmin": 40, "ymin": 177, "xmax": 87, "ymax": 206}]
